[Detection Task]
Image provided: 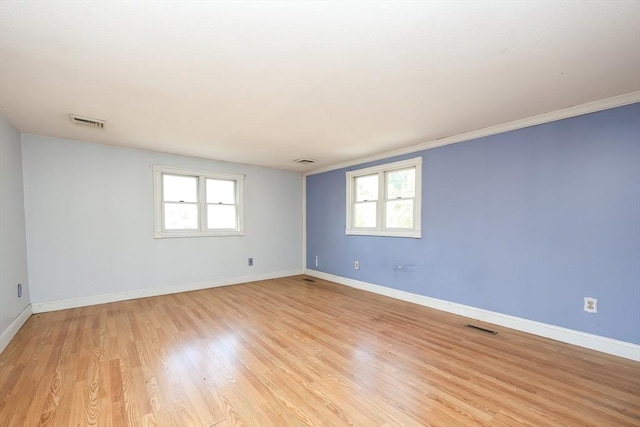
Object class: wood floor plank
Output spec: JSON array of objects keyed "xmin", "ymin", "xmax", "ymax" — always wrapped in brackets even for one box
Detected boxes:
[{"xmin": 1, "ymin": 275, "xmax": 639, "ymax": 426}]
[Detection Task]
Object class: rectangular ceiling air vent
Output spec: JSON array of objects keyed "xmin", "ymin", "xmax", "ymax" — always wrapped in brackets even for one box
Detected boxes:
[
  {"xmin": 294, "ymin": 158, "xmax": 316, "ymax": 164},
  {"xmin": 69, "ymin": 114, "xmax": 106, "ymax": 129}
]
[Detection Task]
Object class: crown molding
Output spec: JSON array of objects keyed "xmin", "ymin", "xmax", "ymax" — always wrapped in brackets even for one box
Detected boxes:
[{"xmin": 306, "ymin": 91, "xmax": 640, "ymax": 176}]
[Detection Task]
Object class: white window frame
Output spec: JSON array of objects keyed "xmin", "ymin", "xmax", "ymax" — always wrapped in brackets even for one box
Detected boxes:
[
  {"xmin": 346, "ymin": 157, "xmax": 422, "ymax": 238},
  {"xmin": 153, "ymin": 165, "xmax": 245, "ymax": 238}
]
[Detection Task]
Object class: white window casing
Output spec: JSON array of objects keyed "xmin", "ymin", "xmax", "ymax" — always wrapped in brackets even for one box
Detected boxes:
[
  {"xmin": 153, "ymin": 165, "xmax": 245, "ymax": 238},
  {"xmin": 346, "ymin": 157, "xmax": 422, "ymax": 238}
]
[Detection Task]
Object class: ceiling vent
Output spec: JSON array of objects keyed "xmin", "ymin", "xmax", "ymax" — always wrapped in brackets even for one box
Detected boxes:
[
  {"xmin": 294, "ymin": 158, "xmax": 316, "ymax": 164},
  {"xmin": 69, "ymin": 114, "xmax": 106, "ymax": 129}
]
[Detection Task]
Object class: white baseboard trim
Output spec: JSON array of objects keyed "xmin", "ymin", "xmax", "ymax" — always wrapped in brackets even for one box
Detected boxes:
[
  {"xmin": 305, "ymin": 269, "xmax": 640, "ymax": 362},
  {"xmin": 31, "ymin": 269, "xmax": 303, "ymax": 314},
  {"xmin": 0, "ymin": 304, "xmax": 33, "ymax": 354}
]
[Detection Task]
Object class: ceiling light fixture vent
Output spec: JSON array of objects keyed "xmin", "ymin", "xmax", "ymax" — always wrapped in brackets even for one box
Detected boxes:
[
  {"xmin": 69, "ymin": 114, "xmax": 106, "ymax": 129},
  {"xmin": 294, "ymin": 158, "xmax": 316, "ymax": 164}
]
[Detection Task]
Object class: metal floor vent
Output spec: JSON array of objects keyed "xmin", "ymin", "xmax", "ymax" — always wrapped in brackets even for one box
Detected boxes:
[
  {"xmin": 465, "ymin": 324, "xmax": 498, "ymax": 335},
  {"xmin": 303, "ymin": 278, "xmax": 315, "ymax": 282}
]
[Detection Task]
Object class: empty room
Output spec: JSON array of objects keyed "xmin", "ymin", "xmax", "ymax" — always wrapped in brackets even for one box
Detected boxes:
[{"xmin": 1, "ymin": 1, "xmax": 639, "ymax": 426}]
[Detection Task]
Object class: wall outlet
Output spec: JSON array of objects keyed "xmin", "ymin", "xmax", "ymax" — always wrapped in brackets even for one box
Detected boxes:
[
  {"xmin": 354, "ymin": 261, "xmax": 360, "ymax": 270},
  {"xmin": 17, "ymin": 283, "xmax": 22, "ymax": 298},
  {"xmin": 315, "ymin": 255, "xmax": 318, "ymax": 267},
  {"xmin": 584, "ymin": 297, "xmax": 598, "ymax": 313},
  {"xmin": 248, "ymin": 257, "xmax": 254, "ymax": 266}
]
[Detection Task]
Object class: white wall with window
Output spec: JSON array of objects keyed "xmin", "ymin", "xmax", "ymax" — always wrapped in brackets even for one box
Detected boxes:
[
  {"xmin": 346, "ymin": 157, "xmax": 422, "ymax": 238},
  {"xmin": 21, "ymin": 134, "xmax": 303, "ymax": 304}
]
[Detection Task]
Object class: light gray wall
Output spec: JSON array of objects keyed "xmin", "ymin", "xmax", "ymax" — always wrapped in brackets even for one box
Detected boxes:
[
  {"xmin": 21, "ymin": 134, "xmax": 303, "ymax": 304},
  {"xmin": 0, "ymin": 115, "xmax": 31, "ymax": 335}
]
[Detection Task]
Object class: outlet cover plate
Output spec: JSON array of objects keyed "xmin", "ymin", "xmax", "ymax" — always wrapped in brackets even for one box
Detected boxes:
[{"xmin": 584, "ymin": 297, "xmax": 598, "ymax": 313}]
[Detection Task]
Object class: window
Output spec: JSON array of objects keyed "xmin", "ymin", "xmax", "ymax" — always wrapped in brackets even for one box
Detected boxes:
[
  {"xmin": 346, "ymin": 157, "xmax": 422, "ymax": 238},
  {"xmin": 153, "ymin": 165, "xmax": 244, "ymax": 238}
]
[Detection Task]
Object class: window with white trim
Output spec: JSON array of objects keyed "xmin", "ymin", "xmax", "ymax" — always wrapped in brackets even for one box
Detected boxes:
[
  {"xmin": 153, "ymin": 165, "xmax": 244, "ymax": 238},
  {"xmin": 346, "ymin": 157, "xmax": 422, "ymax": 238}
]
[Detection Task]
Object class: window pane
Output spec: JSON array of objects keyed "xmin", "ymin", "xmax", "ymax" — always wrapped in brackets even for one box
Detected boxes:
[
  {"xmin": 207, "ymin": 179, "xmax": 235, "ymax": 204},
  {"xmin": 164, "ymin": 203, "xmax": 198, "ymax": 229},
  {"xmin": 386, "ymin": 200, "xmax": 413, "ymax": 228},
  {"xmin": 355, "ymin": 175, "xmax": 378, "ymax": 201},
  {"xmin": 163, "ymin": 175, "xmax": 197, "ymax": 202},
  {"xmin": 387, "ymin": 168, "xmax": 415, "ymax": 199},
  {"xmin": 354, "ymin": 202, "xmax": 376, "ymax": 227},
  {"xmin": 208, "ymin": 204, "xmax": 237, "ymax": 229}
]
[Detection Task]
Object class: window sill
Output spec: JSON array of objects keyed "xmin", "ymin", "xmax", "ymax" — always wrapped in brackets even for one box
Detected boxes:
[
  {"xmin": 155, "ymin": 230, "xmax": 244, "ymax": 239},
  {"xmin": 345, "ymin": 229, "xmax": 421, "ymax": 239}
]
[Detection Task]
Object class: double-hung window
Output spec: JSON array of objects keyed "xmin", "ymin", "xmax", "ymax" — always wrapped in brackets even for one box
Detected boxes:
[
  {"xmin": 153, "ymin": 165, "xmax": 244, "ymax": 238},
  {"xmin": 346, "ymin": 157, "xmax": 422, "ymax": 238}
]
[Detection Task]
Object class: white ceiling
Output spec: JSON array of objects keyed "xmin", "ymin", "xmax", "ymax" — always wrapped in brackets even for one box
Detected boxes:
[{"xmin": 1, "ymin": 1, "xmax": 639, "ymax": 172}]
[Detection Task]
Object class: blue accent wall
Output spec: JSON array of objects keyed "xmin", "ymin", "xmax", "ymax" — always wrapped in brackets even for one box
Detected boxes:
[{"xmin": 306, "ymin": 103, "xmax": 640, "ymax": 344}]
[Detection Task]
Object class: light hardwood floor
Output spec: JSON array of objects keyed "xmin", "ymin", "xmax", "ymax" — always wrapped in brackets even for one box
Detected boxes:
[{"xmin": 1, "ymin": 275, "xmax": 639, "ymax": 426}]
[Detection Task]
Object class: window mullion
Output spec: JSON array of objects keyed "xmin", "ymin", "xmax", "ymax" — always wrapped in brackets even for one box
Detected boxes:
[
  {"xmin": 378, "ymin": 172, "xmax": 385, "ymax": 231},
  {"xmin": 234, "ymin": 180, "xmax": 239, "ymax": 229},
  {"xmin": 159, "ymin": 172, "xmax": 166, "ymax": 232},
  {"xmin": 351, "ymin": 177, "xmax": 357, "ymax": 229},
  {"xmin": 198, "ymin": 175, "xmax": 206, "ymax": 231}
]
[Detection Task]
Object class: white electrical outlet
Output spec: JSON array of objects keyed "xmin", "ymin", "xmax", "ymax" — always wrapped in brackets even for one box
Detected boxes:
[
  {"xmin": 354, "ymin": 261, "xmax": 360, "ymax": 270},
  {"xmin": 584, "ymin": 297, "xmax": 598, "ymax": 313},
  {"xmin": 315, "ymin": 255, "xmax": 318, "ymax": 267}
]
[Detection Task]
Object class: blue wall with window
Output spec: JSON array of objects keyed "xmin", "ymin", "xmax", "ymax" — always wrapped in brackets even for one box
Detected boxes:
[{"xmin": 306, "ymin": 103, "xmax": 640, "ymax": 344}]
